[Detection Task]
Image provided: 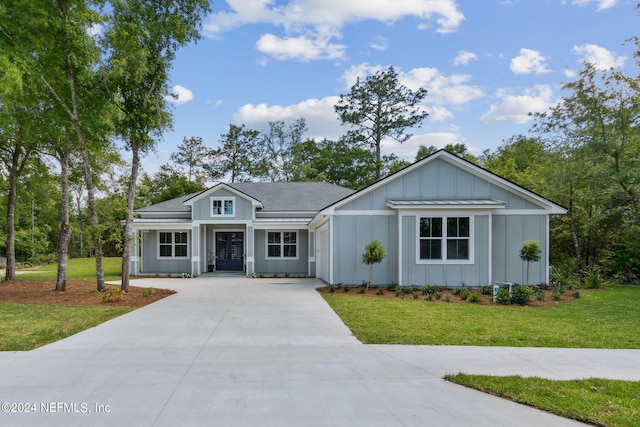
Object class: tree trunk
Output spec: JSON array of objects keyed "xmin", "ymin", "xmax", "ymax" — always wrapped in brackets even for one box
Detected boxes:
[
  {"xmin": 56, "ymin": 150, "xmax": 71, "ymax": 291},
  {"xmin": 568, "ymin": 195, "xmax": 584, "ymax": 282},
  {"xmin": 43, "ymin": 2, "xmax": 105, "ymax": 291},
  {"xmin": 121, "ymin": 138, "xmax": 140, "ymax": 292},
  {"xmin": 5, "ymin": 151, "xmax": 19, "ymax": 282},
  {"xmin": 4, "ymin": 139, "xmax": 31, "ymax": 282}
]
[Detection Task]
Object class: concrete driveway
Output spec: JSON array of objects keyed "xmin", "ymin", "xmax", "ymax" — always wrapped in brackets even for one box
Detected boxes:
[{"xmin": 1, "ymin": 277, "xmax": 638, "ymax": 427}]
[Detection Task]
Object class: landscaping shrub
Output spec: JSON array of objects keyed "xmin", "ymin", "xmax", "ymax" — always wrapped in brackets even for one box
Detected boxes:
[
  {"xmin": 328, "ymin": 284, "xmax": 336, "ymax": 293},
  {"xmin": 480, "ymin": 285, "xmax": 493, "ymax": 295},
  {"xmin": 469, "ymin": 292, "xmax": 482, "ymax": 303},
  {"xmin": 511, "ymin": 285, "xmax": 532, "ymax": 306},
  {"xmin": 376, "ymin": 287, "xmax": 385, "ymax": 295},
  {"xmin": 585, "ymin": 268, "xmax": 603, "ymax": 289},
  {"xmin": 395, "ymin": 286, "xmax": 413, "ymax": 298},
  {"xmin": 496, "ymin": 288, "xmax": 511, "ymax": 305},
  {"xmin": 421, "ymin": 285, "xmax": 439, "ymax": 296},
  {"xmin": 343, "ymin": 285, "xmax": 350, "ymax": 293},
  {"xmin": 458, "ymin": 287, "xmax": 471, "ymax": 301},
  {"xmin": 102, "ymin": 287, "xmax": 126, "ymax": 303}
]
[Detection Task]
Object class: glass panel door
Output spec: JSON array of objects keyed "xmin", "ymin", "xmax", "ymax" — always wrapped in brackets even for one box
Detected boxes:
[{"xmin": 215, "ymin": 232, "xmax": 244, "ymax": 271}]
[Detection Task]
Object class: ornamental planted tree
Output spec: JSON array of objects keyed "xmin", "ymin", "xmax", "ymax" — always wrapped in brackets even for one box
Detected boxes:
[
  {"xmin": 362, "ymin": 240, "xmax": 386, "ymax": 290},
  {"xmin": 520, "ymin": 240, "xmax": 541, "ymax": 285}
]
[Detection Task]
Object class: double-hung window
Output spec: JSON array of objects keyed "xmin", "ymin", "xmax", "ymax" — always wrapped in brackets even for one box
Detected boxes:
[
  {"xmin": 211, "ymin": 197, "xmax": 235, "ymax": 217},
  {"xmin": 159, "ymin": 231, "xmax": 189, "ymax": 258},
  {"xmin": 418, "ymin": 216, "xmax": 470, "ymax": 262},
  {"xmin": 267, "ymin": 231, "xmax": 298, "ymax": 259}
]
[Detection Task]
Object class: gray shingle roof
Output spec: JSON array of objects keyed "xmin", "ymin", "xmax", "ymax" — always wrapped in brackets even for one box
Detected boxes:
[
  {"xmin": 137, "ymin": 182, "xmax": 355, "ymax": 214},
  {"xmin": 136, "ymin": 193, "xmax": 198, "ymax": 213},
  {"xmin": 228, "ymin": 182, "xmax": 354, "ymax": 212}
]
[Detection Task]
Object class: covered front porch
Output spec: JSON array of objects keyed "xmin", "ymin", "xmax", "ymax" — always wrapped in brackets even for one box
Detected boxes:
[{"xmin": 193, "ymin": 222, "xmax": 255, "ymax": 276}]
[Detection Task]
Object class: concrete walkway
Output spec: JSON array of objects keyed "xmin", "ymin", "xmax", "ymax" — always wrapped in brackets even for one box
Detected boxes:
[{"xmin": 1, "ymin": 277, "xmax": 638, "ymax": 427}]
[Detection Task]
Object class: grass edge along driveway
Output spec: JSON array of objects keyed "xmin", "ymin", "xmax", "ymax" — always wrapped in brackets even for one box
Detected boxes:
[
  {"xmin": 445, "ymin": 374, "xmax": 640, "ymax": 427},
  {"xmin": 321, "ymin": 285, "xmax": 640, "ymax": 348}
]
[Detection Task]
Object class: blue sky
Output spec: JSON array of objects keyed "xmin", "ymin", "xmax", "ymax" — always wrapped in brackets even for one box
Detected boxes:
[{"xmin": 147, "ymin": 0, "xmax": 638, "ymax": 174}]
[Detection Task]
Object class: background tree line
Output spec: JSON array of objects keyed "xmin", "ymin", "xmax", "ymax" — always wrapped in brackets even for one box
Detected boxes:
[{"xmin": 1, "ymin": 0, "xmax": 639, "ymax": 287}]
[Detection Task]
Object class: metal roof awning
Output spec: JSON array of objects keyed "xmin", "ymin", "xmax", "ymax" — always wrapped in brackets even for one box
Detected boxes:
[{"xmin": 385, "ymin": 199, "xmax": 507, "ymax": 209}]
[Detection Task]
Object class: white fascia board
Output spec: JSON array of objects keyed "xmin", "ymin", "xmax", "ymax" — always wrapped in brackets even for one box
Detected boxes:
[{"xmin": 131, "ymin": 220, "xmax": 193, "ymax": 230}]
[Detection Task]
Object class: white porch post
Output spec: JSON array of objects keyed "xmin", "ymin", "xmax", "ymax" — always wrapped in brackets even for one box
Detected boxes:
[
  {"xmin": 191, "ymin": 225, "xmax": 201, "ymax": 276},
  {"xmin": 132, "ymin": 228, "xmax": 139, "ymax": 275},
  {"xmin": 246, "ymin": 225, "xmax": 254, "ymax": 275}
]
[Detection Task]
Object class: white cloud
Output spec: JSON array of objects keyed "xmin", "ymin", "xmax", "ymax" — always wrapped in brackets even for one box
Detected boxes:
[
  {"xmin": 453, "ymin": 50, "xmax": 478, "ymax": 66},
  {"xmin": 571, "ymin": 0, "xmax": 617, "ymax": 11},
  {"xmin": 370, "ymin": 36, "xmax": 389, "ymax": 51},
  {"xmin": 400, "ymin": 67, "xmax": 484, "ymax": 107},
  {"xmin": 205, "ymin": 0, "xmax": 465, "ymax": 61},
  {"xmin": 480, "ymin": 85, "xmax": 555, "ymax": 124},
  {"xmin": 87, "ymin": 23, "xmax": 103, "ymax": 38},
  {"xmin": 341, "ymin": 64, "xmax": 484, "ymax": 108},
  {"xmin": 572, "ymin": 44, "xmax": 626, "ymax": 70},
  {"xmin": 510, "ymin": 48, "xmax": 551, "ymax": 75},
  {"xmin": 255, "ymin": 33, "xmax": 346, "ymax": 61},
  {"xmin": 165, "ymin": 85, "xmax": 194, "ymax": 105},
  {"xmin": 233, "ymin": 96, "xmax": 343, "ymax": 140}
]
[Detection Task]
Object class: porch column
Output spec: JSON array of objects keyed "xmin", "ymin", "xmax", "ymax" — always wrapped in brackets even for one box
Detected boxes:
[
  {"xmin": 246, "ymin": 225, "xmax": 254, "ymax": 275},
  {"xmin": 131, "ymin": 228, "xmax": 140, "ymax": 276},
  {"xmin": 191, "ymin": 225, "xmax": 201, "ymax": 276}
]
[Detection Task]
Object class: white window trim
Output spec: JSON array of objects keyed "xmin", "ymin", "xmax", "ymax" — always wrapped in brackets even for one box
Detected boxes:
[
  {"xmin": 266, "ymin": 230, "xmax": 299, "ymax": 260},
  {"xmin": 210, "ymin": 196, "xmax": 236, "ymax": 217},
  {"xmin": 157, "ymin": 231, "xmax": 190, "ymax": 259},
  {"xmin": 415, "ymin": 215, "xmax": 474, "ymax": 265}
]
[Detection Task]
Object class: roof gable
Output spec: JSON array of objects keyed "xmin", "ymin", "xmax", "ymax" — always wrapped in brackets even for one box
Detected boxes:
[
  {"xmin": 183, "ymin": 183, "xmax": 263, "ymax": 208},
  {"xmin": 317, "ymin": 149, "xmax": 567, "ymax": 215}
]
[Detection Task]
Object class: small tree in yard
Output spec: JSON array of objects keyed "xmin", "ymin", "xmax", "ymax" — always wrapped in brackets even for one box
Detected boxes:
[
  {"xmin": 520, "ymin": 240, "xmax": 541, "ymax": 285},
  {"xmin": 362, "ymin": 240, "xmax": 386, "ymax": 290}
]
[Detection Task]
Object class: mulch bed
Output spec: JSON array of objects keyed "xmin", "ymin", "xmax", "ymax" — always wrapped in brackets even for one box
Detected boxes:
[
  {"xmin": 0, "ymin": 280, "xmax": 176, "ymax": 308},
  {"xmin": 317, "ymin": 285, "xmax": 580, "ymax": 306}
]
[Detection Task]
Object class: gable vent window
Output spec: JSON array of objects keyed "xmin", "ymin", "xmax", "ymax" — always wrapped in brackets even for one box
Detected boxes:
[
  {"xmin": 211, "ymin": 197, "xmax": 235, "ymax": 217},
  {"xmin": 419, "ymin": 216, "xmax": 470, "ymax": 262}
]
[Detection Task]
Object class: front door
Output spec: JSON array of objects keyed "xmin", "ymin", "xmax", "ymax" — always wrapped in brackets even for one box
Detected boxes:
[{"xmin": 216, "ymin": 232, "xmax": 244, "ymax": 271}]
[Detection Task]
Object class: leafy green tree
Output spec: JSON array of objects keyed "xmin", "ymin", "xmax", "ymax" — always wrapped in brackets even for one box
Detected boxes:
[
  {"xmin": 335, "ymin": 66, "xmax": 428, "ymax": 180},
  {"xmin": 416, "ymin": 143, "xmax": 476, "ymax": 163},
  {"xmin": 520, "ymin": 241, "xmax": 541, "ymax": 285},
  {"xmin": 170, "ymin": 136, "xmax": 211, "ymax": 184},
  {"xmin": 362, "ymin": 240, "xmax": 386, "ymax": 289},
  {"xmin": 209, "ymin": 124, "xmax": 263, "ymax": 182},
  {"xmin": 102, "ymin": 0, "xmax": 211, "ymax": 291},
  {"xmin": 260, "ymin": 118, "xmax": 307, "ymax": 182},
  {"xmin": 138, "ymin": 167, "xmax": 206, "ymax": 206},
  {"xmin": 531, "ymin": 57, "xmax": 640, "ymax": 281},
  {"xmin": 480, "ymin": 136, "xmax": 549, "ymax": 192}
]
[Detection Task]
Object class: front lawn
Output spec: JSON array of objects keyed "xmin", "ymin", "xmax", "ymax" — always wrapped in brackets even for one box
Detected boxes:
[
  {"xmin": 0, "ymin": 303, "xmax": 131, "ymax": 351},
  {"xmin": 445, "ymin": 374, "xmax": 640, "ymax": 427},
  {"xmin": 12, "ymin": 257, "xmax": 123, "ymax": 281},
  {"xmin": 321, "ymin": 285, "xmax": 640, "ymax": 348}
]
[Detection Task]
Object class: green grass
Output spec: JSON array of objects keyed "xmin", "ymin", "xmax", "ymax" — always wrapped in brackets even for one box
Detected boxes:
[
  {"xmin": 15, "ymin": 257, "xmax": 122, "ymax": 281},
  {"xmin": 322, "ymin": 285, "xmax": 640, "ymax": 348},
  {"xmin": 0, "ymin": 304, "xmax": 131, "ymax": 351},
  {"xmin": 445, "ymin": 374, "xmax": 640, "ymax": 427},
  {"xmin": 2, "ymin": 257, "xmax": 127, "ymax": 350}
]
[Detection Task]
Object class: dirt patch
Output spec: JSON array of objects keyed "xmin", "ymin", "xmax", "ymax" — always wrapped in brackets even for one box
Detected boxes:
[
  {"xmin": 0, "ymin": 280, "xmax": 176, "ymax": 308},
  {"xmin": 317, "ymin": 286, "xmax": 580, "ymax": 306}
]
